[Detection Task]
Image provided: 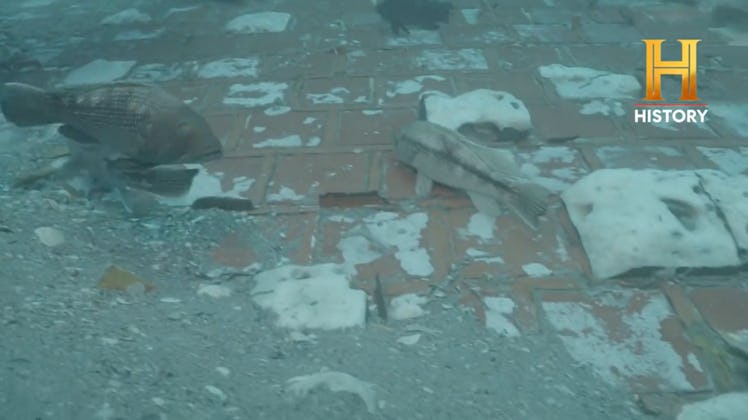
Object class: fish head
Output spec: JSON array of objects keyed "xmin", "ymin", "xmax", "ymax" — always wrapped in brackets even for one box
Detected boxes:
[
  {"xmin": 173, "ymin": 111, "xmax": 224, "ymax": 162},
  {"xmin": 147, "ymin": 106, "xmax": 224, "ymax": 164}
]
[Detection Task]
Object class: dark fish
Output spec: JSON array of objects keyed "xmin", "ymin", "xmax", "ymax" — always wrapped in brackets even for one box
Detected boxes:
[
  {"xmin": 1, "ymin": 81, "xmax": 223, "ymax": 212},
  {"xmin": 372, "ymin": 0, "xmax": 453, "ymax": 35},
  {"xmin": 1, "ymin": 81, "xmax": 223, "ymax": 166}
]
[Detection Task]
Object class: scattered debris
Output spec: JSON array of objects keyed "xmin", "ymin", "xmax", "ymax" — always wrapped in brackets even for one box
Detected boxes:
[
  {"xmin": 98, "ymin": 265, "xmax": 155, "ymax": 293},
  {"xmin": 251, "ymin": 263, "xmax": 367, "ymax": 330},
  {"xmin": 389, "ymin": 293, "xmax": 428, "ymax": 320},
  {"xmin": 196, "ymin": 284, "xmax": 232, "ymax": 298},
  {"xmin": 397, "ymin": 333, "xmax": 421, "ymax": 346},
  {"xmin": 420, "ymin": 89, "xmax": 532, "ymax": 143},
  {"xmin": 484, "ymin": 297, "xmax": 520, "ymax": 337},
  {"xmin": 191, "ymin": 196, "xmax": 255, "ymax": 211},
  {"xmin": 373, "ymin": 274, "xmax": 388, "ymax": 322},
  {"xmin": 285, "ymin": 370, "xmax": 378, "ymax": 414},
  {"xmin": 34, "ymin": 226, "xmax": 64, "ymax": 247}
]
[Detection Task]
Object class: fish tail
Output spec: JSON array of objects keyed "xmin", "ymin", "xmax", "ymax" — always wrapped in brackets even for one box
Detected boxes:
[
  {"xmin": 1, "ymin": 82, "xmax": 58, "ymax": 126},
  {"xmin": 514, "ymin": 182, "xmax": 552, "ymax": 218}
]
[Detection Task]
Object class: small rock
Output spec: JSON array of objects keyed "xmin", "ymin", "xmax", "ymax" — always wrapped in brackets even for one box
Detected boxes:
[
  {"xmin": 197, "ymin": 284, "xmax": 232, "ymax": 298},
  {"xmin": 34, "ymin": 226, "xmax": 65, "ymax": 247},
  {"xmin": 98, "ymin": 265, "xmax": 155, "ymax": 293},
  {"xmin": 205, "ymin": 384, "xmax": 227, "ymax": 402},
  {"xmin": 396, "ymin": 333, "xmax": 421, "ymax": 346}
]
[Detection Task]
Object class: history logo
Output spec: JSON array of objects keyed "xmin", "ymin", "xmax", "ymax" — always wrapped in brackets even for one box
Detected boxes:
[{"xmin": 635, "ymin": 39, "xmax": 708, "ymax": 124}]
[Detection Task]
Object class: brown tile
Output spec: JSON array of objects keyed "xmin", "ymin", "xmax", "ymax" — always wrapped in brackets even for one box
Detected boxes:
[
  {"xmin": 421, "ymin": 210, "xmax": 453, "ymax": 280},
  {"xmin": 452, "ymin": 72, "xmax": 547, "ymax": 104},
  {"xmin": 529, "ymin": 102, "xmax": 621, "ymax": 139},
  {"xmin": 203, "ymin": 113, "xmax": 244, "ymax": 155},
  {"xmin": 232, "ymin": 109, "xmax": 330, "ymax": 154},
  {"xmin": 319, "ymin": 192, "xmax": 389, "ymax": 209},
  {"xmin": 232, "ymin": 32, "xmax": 305, "ymax": 55},
  {"xmin": 566, "ymin": 44, "xmax": 642, "ymax": 74},
  {"xmin": 258, "ymin": 52, "xmax": 340, "ymax": 80},
  {"xmin": 515, "ymin": 145, "xmax": 590, "ymax": 187},
  {"xmin": 511, "ymin": 276, "xmax": 581, "ymax": 331},
  {"xmin": 279, "ymin": 212, "xmax": 319, "ymax": 265},
  {"xmin": 297, "ymin": 77, "xmax": 373, "ymax": 109},
  {"xmin": 212, "ymin": 233, "xmax": 257, "ymax": 268},
  {"xmin": 690, "ymin": 288, "xmax": 748, "ymax": 333},
  {"xmin": 379, "ymin": 152, "xmax": 417, "ymax": 200},
  {"xmin": 352, "ymin": 255, "xmax": 409, "ymax": 286},
  {"xmin": 339, "ymin": 108, "xmax": 416, "ymax": 146},
  {"xmin": 541, "ymin": 290, "xmax": 711, "ymax": 392},
  {"xmin": 441, "ymin": 24, "xmax": 515, "ymax": 47},
  {"xmin": 344, "ymin": 49, "xmax": 431, "ymax": 76},
  {"xmin": 203, "ymin": 156, "xmax": 272, "ymax": 205},
  {"xmin": 316, "ymin": 213, "xmax": 355, "ymax": 263},
  {"xmin": 374, "ymin": 76, "xmax": 453, "ymax": 107},
  {"xmin": 587, "ymin": 144, "xmax": 700, "ymax": 170},
  {"xmin": 269, "ymin": 153, "xmax": 371, "ymax": 200},
  {"xmin": 512, "ymin": 24, "xmax": 582, "ymax": 44}
]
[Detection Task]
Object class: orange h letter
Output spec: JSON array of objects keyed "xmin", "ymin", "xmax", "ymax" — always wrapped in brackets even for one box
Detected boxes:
[{"xmin": 643, "ymin": 39, "xmax": 700, "ymax": 101}]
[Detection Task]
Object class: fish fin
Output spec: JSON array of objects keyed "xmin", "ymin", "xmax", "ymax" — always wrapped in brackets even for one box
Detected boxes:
[
  {"xmin": 466, "ymin": 192, "xmax": 503, "ymax": 217},
  {"xmin": 1, "ymin": 82, "xmax": 57, "ymax": 126},
  {"xmin": 120, "ymin": 167, "xmax": 198, "ymax": 196},
  {"xmin": 59, "ymin": 125, "xmax": 100, "ymax": 144},
  {"xmin": 514, "ymin": 182, "xmax": 552, "ymax": 218},
  {"xmin": 414, "ymin": 172, "xmax": 433, "ymax": 197}
]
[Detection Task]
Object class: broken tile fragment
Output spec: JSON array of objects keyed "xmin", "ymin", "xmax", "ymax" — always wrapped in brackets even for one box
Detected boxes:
[{"xmin": 98, "ymin": 265, "xmax": 155, "ymax": 293}]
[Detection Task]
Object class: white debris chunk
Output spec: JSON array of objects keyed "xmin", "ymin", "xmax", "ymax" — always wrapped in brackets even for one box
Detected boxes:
[
  {"xmin": 677, "ymin": 392, "xmax": 748, "ymax": 420},
  {"xmin": 63, "ymin": 59, "xmax": 136, "ymax": 86},
  {"xmin": 251, "ymin": 263, "xmax": 367, "ymax": 330},
  {"xmin": 226, "ymin": 12, "xmax": 291, "ymax": 33},
  {"xmin": 396, "ymin": 333, "xmax": 422, "ymax": 346},
  {"xmin": 362, "ymin": 212, "xmax": 433, "ymax": 276},
  {"xmin": 197, "ymin": 58, "xmax": 259, "ymax": 79},
  {"xmin": 484, "ymin": 297, "xmax": 520, "ymax": 337},
  {"xmin": 538, "ymin": 64, "xmax": 640, "ymax": 100},
  {"xmin": 562, "ymin": 169, "xmax": 740, "ymax": 279},
  {"xmin": 421, "ymin": 89, "xmax": 532, "ymax": 134},
  {"xmin": 286, "ymin": 370, "xmax": 378, "ymax": 414},
  {"xmin": 34, "ymin": 227, "xmax": 65, "ymax": 247},
  {"xmin": 389, "ymin": 293, "xmax": 428, "ymax": 320},
  {"xmin": 101, "ymin": 8, "xmax": 151, "ymax": 25},
  {"xmin": 197, "ymin": 284, "xmax": 232, "ymax": 298},
  {"xmin": 205, "ymin": 385, "xmax": 227, "ymax": 402},
  {"xmin": 522, "ymin": 263, "xmax": 552, "ymax": 278},
  {"xmin": 223, "ymin": 82, "xmax": 288, "ymax": 108}
]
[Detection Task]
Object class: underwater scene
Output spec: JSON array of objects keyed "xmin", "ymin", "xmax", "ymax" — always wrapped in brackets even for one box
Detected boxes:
[{"xmin": 1, "ymin": 0, "xmax": 748, "ymax": 419}]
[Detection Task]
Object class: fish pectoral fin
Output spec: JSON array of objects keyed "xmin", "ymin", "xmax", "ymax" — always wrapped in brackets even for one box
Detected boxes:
[
  {"xmin": 514, "ymin": 182, "xmax": 553, "ymax": 218},
  {"xmin": 466, "ymin": 192, "xmax": 503, "ymax": 217},
  {"xmin": 414, "ymin": 172, "xmax": 434, "ymax": 197},
  {"xmin": 120, "ymin": 167, "xmax": 198, "ymax": 196},
  {"xmin": 58, "ymin": 125, "xmax": 100, "ymax": 144}
]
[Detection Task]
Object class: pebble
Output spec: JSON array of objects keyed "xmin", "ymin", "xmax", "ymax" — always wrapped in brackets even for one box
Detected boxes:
[
  {"xmin": 197, "ymin": 284, "xmax": 232, "ymax": 298},
  {"xmin": 396, "ymin": 333, "xmax": 421, "ymax": 346},
  {"xmin": 34, "ymin": 226, "xmax": 65, "ymax": 247},
  {"xmin": 205, "ymin": 384, "xmax": 227, "ymax": 402}
]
